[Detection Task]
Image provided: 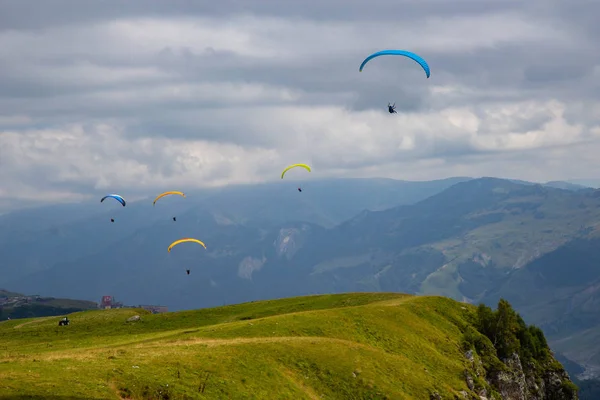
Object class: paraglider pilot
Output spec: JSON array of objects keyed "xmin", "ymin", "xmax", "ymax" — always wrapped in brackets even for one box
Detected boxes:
[
  {"xmin": 110, "ymin": 218, "xmax": 114, "ymax": 223},
  {"xmin": 173, "ymin": 217, "xmax": 177, "ymax": 222},
  {"xmin": 388, "ymin": 103, "xmax": 397, "ymax": 114},
  {"xmin": 297, "ymin": 187, "xmax": 302, "ymax": 192},
  {"xmin": 186, "ymin": 269, "xmax": 190, "ymax": 275}
]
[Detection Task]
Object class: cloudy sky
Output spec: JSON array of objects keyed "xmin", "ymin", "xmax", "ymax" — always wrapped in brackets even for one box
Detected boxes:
[{"xmin": 0, "ymin": 0, "xmax": 599, "ymax": 211}]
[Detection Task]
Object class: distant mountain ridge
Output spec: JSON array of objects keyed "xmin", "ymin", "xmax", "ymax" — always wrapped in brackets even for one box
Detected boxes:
[{"xmin": 0, "ymin": 288, "xmax": 97, "ymax": 320}]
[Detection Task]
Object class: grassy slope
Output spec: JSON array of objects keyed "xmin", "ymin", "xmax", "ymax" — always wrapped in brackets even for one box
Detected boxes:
[
  {"xmin": 0, "ymin": 293, "xmax": 477, "ymax": 399},
  {"xmin": 420, "ymin": 188, "xmax": 600, "ymax": 299}
]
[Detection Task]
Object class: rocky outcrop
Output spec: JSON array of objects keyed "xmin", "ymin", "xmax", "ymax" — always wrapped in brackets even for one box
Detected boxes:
[
  {"xmin": 460, "ymin": 299, "xmax": 579, "ymax": 399},
  {"xmin": 429, "ymin": 392, "xmax": 442, "ymax": 400},
  {"xmin": 476, "ymin": 352, "xmax": 578, "ymax": 399},
  {"xmin": 237, "ymin": 256, "xmax": 267, "ymax": 280},
  {"xmin": 489, "ymin": 353, "xmax": 528, "ymax": 399},
  {"xmin": 126, "ymin": 315, "xmax": 141, "ymax": 322}
]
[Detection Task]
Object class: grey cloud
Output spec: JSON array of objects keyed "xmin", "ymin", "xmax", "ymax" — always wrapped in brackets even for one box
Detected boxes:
[
  {"xmin": 0, "ymin": 0, "xmax": 528, "ymax": 32},
  {"xmin": 531, "ymin": 0, "xmax": 600, "ymax": 38},
  {"xmin": 432, "ymin": 44, "xmax": 596, "ymax": 87},
  {"xmin": 1, "ymin": 3, "xmax": 595, "ymax": 113},
  {"xmin": 473, "ymin": 104, "xmax": 555, "ymax": 136},
  {"xmin": 523, "ymin": 64, "xmax": 589, "ymax": 84}
]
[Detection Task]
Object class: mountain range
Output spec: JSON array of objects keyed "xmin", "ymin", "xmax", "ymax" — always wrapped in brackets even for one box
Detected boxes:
[{"xmin": 2, "ymin": 175, "xmax": 600, "ymax": 379}]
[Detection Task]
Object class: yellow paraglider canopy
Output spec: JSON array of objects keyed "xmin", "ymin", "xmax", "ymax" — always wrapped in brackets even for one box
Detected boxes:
[
  {"xmin": 281, "ymin": 164, "xmax": 311, "ymax": 179},
  {"xmin": 167, "ymin": 238, "xmax": 206, "ymax": 252},
  {"xmin": 153, "ymin": 191, "xmax": 186, "ymax": 206}
]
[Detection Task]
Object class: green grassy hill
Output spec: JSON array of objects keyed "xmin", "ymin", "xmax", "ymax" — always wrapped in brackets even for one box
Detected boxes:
[{"xmin": 0, "ymin": 293, "xmax": 577, "ymax": 399}]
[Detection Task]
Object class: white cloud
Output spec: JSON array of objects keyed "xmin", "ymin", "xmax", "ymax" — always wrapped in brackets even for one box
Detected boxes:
[
  {"xmin": 0, "ymin": 124, "xmax": 280, "ymax": 194},
  {"xmin": 2, "ymin": 96, "xmax": 597, "ymax": 202}
]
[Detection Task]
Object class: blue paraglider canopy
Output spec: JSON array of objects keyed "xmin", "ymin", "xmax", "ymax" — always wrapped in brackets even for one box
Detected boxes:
[{"xmin": 359, "ymin": 49, "xmax": 430, "ymax": 78}]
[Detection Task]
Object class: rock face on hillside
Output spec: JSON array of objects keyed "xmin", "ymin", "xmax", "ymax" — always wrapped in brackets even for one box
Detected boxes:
[
  {"xmin": 462, "ymin": 300, "xmax": 579, "ymax": 399},
  {"xmin": 485, "ymin": 352, "xmax": 577, "ymax": 399},
  {"xmin": 464, "ymin": 350, "xmax": 577, "ymax": 399}
]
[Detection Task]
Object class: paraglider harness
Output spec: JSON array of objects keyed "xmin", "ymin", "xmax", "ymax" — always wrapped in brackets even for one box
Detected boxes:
[{"xmin": 58, "ymin": 317, "xmax": 70, "ymax": 326}]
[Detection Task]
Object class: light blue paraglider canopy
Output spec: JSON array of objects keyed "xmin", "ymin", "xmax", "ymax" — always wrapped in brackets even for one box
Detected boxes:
[
  {"xmin": 100, "ymin": 194, "xmax": 126, "ymax": 207},
  {"xmin": 359, "ymin": 50, "xmax": 430, "ymax": 78}
]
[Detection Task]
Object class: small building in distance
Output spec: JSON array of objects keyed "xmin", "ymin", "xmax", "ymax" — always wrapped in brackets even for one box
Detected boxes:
[
  {"xmin": 99, "ymin": 296, "xmax": 167, "ymax": 313},
  {"xmin": 99, "ymin": 295, "xmax": 124, "ymax": 309},
  {"xmin": 139, "ymin": 305, "xmax": 168, "ymax": 314}
]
